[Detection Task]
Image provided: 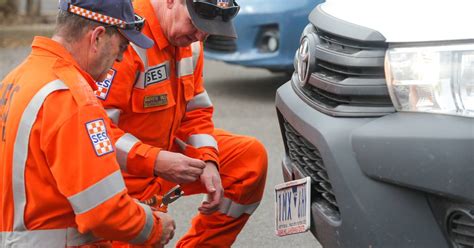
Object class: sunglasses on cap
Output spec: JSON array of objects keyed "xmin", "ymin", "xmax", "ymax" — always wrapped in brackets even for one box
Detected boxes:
[
  {"xmin": 192, "ymin": 0, "xmax": 240, "ymax": 22},
  {"xmin": 106, "ymin": 14, "xmax": 146, "ymax": 32}
]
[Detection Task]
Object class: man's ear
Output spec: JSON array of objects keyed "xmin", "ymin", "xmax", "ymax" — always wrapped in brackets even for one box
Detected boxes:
[{"xmin": 89, "ymin": 26, "xmax": 107, "ymax": 52}]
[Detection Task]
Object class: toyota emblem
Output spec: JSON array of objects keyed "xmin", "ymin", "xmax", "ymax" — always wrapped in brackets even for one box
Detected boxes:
[{"xmin": 296, "ymin": 34, "xmax": 317, "ymax": 87}]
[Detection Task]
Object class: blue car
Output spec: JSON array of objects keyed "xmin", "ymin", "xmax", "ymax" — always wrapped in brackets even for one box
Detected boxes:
[{"xmin": 204, "ymin": 0, "xmax": 324, "ymax": 73}]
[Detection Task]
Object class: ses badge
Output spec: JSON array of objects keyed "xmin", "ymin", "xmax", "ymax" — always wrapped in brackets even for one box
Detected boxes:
[
  {"xmin": 95, "ymin": 69, "xmax": 116, "ymax": 100},
  {"xmin": 145, "ymin": 62, "xmax": 168, "ymax": 87},
  {"xmin": 85, "ymin": 119, "xmax": 114, "ymax": 156}
]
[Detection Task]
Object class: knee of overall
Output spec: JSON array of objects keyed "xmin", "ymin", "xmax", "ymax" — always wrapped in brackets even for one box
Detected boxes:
[{"xmin": 244, "ymin": 137, "xmax": 268, "ymax": 187}]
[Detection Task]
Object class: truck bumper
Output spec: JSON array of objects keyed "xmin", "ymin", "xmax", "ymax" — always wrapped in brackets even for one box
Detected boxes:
[{"xmin": 276, "ymin": 81, "xmax": 474, "ymax": 247}]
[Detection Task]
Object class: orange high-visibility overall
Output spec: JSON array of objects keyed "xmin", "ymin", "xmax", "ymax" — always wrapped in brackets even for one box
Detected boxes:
[
  {"xmin": 96, "ymin": 0, "xmax": 268, "ymax": 247},
  {"xmin": 0, "ymin": 37, "xmax": 162, "ymax": 247}
]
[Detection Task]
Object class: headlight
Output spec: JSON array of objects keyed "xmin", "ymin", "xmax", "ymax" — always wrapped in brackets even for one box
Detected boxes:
[{"xmin": 385, "ymin": 44, "xmax": 474, "ymax": 117}]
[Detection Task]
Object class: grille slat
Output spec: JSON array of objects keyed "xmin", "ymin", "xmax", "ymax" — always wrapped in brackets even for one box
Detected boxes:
[
  {"xmin": 319, "ymin": 182, "xmax": 333, "ymax": 194},
  {"xmin": 317, "ymin": 171, "xmax": 330, "ymax": 183},
  {"xmin": 317, "ymin": 60, "xmax": 385, "ymax": 78},
  {"xmin": 454, "ymin": 219, "xmax": 474, "ymax": 228},
  {"xmin": 317, "ymin": 30, "xmax": 386, "ymax": 53},
  {"xmin": 283, "ymin": 120, "xmax": 340, "ymax": 216},
  {"xmin": 453, "ymin": 228, "xmax": 474, "ymax": 237}
]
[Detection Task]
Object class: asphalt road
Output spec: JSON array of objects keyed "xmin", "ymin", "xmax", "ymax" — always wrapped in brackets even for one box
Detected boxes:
[{"xmin": 0, "ymin": 46, "xmax": 321, "ymax": 247}]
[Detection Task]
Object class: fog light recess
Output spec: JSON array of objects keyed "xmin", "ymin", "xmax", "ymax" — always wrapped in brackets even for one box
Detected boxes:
[
  {"xmin": 447, "ymin": 209, "xmax": 474, "ymax": 247},
  {"xmin": 257, "ymin": 25, "xmax": 279, "ymax": 53}
]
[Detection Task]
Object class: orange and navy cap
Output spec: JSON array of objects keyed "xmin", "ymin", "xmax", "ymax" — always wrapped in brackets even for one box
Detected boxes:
[{"xmin": 59, "ymin": 0, "xmax": 154, "ymax": 49}]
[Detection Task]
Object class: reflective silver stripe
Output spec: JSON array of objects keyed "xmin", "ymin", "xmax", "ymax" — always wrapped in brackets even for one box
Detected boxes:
[
  {"xmin": 174, "ymin": 137, "xmax": 187, "ymax": 151},
  {"xmin": 191, "ymin": 41, "xmax": 201, "ymax": 70},
  {"xmin": 177, "ymin": 57, "xmax": 194, "ymax": 77},
  {"xmin": 129, "ymin": 203, "xmax": 154, "ymax": 244},
  {"xmin": 186, "ymin": 91, "xmax": 213, "ymax": 112},
  {"xmin": 115, "ymin": 133, "xmax": 140, "ymax": 172},
  {"xmin": 218, "ymin": 197, "xmax": 260, "ymax": 218},
  {"xmin": 68, "ymin": 170, "xmax": 126, "ymax": 214},
  {"xmin": 188, "ymin": 134, "xmax": 218, "ymax": 150},
  {"xmin": 66, "ymin": 228, "xmax": 101, "ymax": 246},
  {"xmin": 0, "ymin": 228, "xmax": 100, "ymax": 247},
  {"xmin": 105, "ymin": 108, "xmax": 121, "ymax": 125},
  {"xmin": 12, "ymin": 80, "xmax": 68, "ymax": 231},
  {"xmin": 131, "ymin": 43, "xmax": 148, "ymax": 89},
  {"xmin": 135, "ymin": 72, "xmax": 146, "ymax": 89}
]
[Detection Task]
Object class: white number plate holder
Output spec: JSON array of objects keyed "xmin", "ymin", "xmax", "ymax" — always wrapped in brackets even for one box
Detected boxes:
[{"xmin": 275, "ymin": 177, "xmax": 311, "ymax": 236}]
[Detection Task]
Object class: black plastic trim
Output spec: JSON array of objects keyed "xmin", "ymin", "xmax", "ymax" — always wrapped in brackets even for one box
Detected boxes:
[
  {"xmin": 309, "ymin": 73, "xmax": 390, "ymax": 97},
  {"xmin": 314, "ymin": 45, "xmax": 385, "ymax": 68},
  {"xmin": 292, "ymin": 74, "xmax": 395, "ymax": 117},
  {"xmin": 309, "ymin": 5, "xmax": 386, "ymax": 42}
]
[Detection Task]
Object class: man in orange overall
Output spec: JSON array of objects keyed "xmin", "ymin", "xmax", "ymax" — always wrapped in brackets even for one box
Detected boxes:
[
  {"xmin": 98, "ymin": 0, "xmax": 268, "ymax": 246},
  {"xmin": 0, "ymin": 0, "xmax": 175, "ymax": 246}
]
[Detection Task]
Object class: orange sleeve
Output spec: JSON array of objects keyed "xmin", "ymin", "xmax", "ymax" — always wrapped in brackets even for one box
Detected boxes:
[
  {"xmin": 99, "ymin": 47, "xmax": 159, "ymax": 177},
  {"xmin": 176, "ymin": 42, "xmax": 219, "ymax": 165},
  {"xmin": 43, "ymin": 101, "xmax": 161, "ymax": 245}
]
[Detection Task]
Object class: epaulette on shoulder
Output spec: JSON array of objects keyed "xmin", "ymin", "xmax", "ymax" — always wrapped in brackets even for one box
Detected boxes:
[{"xmin": 52, "ymin": 59, "xmax": 100, "ymax": 107}]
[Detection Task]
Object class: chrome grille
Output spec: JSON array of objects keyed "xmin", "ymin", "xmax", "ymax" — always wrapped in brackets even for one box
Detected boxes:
[{"xmin": 283, "ymin": 119, "xmax": 340, "ymax": 216}]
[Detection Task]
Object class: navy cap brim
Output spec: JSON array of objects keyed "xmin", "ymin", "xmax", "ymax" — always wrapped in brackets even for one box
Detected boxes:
[
  {"xmin": 186, "ymin": 0, "xmax": 237, "ymax": 39},
  {"xmin": 120, "ymin": 29, "xmax": 154, "ymax": 49}
]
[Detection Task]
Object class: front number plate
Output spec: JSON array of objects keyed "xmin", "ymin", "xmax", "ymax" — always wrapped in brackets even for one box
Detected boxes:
[{"xmin": 275, "ymin": 177, "xmax": 311, "ymax": 236}]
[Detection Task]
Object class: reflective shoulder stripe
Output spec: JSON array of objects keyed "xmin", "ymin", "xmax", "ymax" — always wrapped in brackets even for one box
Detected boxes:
[
  {"xmin": 105, "ymin": 108, "xmax": 121, "ymax": 125},
  {"xmin": 115, "ymin": 133, "xmax": 140, "ymax": 172},
  {"xmin": 12, "ymin": 79, "xmax": 68, "ymax": 231},
  {"xmin": 131, "ymin": 43, "xmax": 148, "ymax": 89},
  {"xmin": 177, "ymin": 56, "xmax": 194, "ymax": 77},
  {"xmin": 1, "ymin": 228, "xmax": 100, "ymax": 247},
  {"xmin": 191, "ymin": 41, "xmax": 201, "ymax": 70},
  {"xmin": 218, "ymin": 197, "xmax": 261, "ymax": 218},
  {"xmin": 131, "ymin": 43, "xmax": 148, "ymax": 68},
  {"xmin": 67, "ymin": 170, "xmax": 126, "ymax": 215},
  {"xmin": 186, "ymin": 90, "xmax": 213, "ymax": 112},
  {"xmin": 188, "ymin": 134, "xmax": 218, "ymax": 150},
  {"xmin": 129, "ymin": 203, "xmax": 154, "ymax": 244}
]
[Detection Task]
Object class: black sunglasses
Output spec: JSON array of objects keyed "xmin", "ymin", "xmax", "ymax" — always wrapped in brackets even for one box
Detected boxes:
[
  {"xmin": 192, "ymin": 0, "xmax": 240, "ymax": 22},
  {"xmin": 107, "ymin": 14, "xmax": 146, "ymax": 32}
]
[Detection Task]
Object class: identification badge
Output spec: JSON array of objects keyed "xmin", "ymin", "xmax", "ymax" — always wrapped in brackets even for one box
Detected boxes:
[
  {"xmin": 145, "ymin": 62, "xmax": 169, "ymax": 87},
  {"xmin": 85, "ymin": 119, "xmax": 114, "ymax": 157},
  {"xmin": 144, "ymin": 94, "xmax": 168, "ymax": 108},
  {"xmin": 95, "ymin": 69, "xmax": 115, "ymax": 100},
  {"xmin": 275, "ymin": 177, "xmax": 311, "ymax": 237}
]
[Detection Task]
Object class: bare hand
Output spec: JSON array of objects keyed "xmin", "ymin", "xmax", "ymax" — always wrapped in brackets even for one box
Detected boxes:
[
  {"xmin": 153, "ymin": 211, "xmax": 176, "ymax": 247},
  {"xmin": 198, "ymin": 162, "xmax": 224, "ymax": 215},
  {"xmin": 154, "ymin": 151, "xmax": 206, "ymax": 184}
]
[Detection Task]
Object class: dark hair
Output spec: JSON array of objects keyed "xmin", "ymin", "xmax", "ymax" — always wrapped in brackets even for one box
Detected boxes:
[{"xmin": 55, "ymin": 10, "xmax": 118, "ymax": 43}]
